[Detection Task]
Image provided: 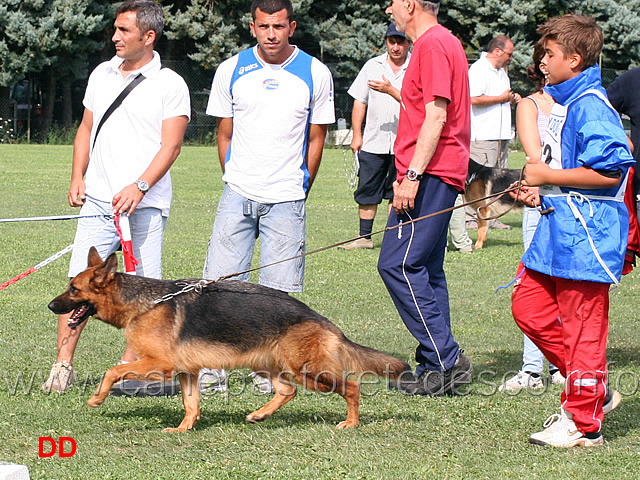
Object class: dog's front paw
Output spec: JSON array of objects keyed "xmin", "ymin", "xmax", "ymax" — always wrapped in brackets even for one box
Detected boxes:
[
  {"xmin": 87, "ymin": 396, "xmax": 104, "ymax": 408},
  {"xmin": 162, "ymin": 426, "xmax": 188, "ymax": 433},
  {"xmin": 245, "ymin": 413, "xmax": 266, "ymax": 424}
]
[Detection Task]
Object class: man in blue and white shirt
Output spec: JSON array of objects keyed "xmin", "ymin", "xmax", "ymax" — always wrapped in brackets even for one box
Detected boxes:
[{"xmin": 201, "ymin": 0, "xmax": 334, "ymax": 393}]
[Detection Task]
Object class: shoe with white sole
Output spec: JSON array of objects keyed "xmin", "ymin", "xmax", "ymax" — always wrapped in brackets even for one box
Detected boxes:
[
  {"xmin": 249, "ymin": 372, "xmax": 274, "ymax": 394},
  {"xmin": 42, "ymin": 361, "xmax": 75, "ymax": 394},
  {"xmin": 530, "ymin": 410, "xmax": 603, "ymax": 448},
  {"xmin": 198, "ymin": 368, "xmax": 227, "ymax": 393},
  {"xmin": 338, "ymin": 238, "xmax": 374, "ymax": 250},
  {"xmin": 549, "ymin": 370, "xmax": 565, "ymax": 385},
  {"xmin": 498, "ymin": 371, "xmax": 543, "ymax": 392},
  {"xmin": 603, "ymin": 388, "xmax": 621, "ymax": 414}
]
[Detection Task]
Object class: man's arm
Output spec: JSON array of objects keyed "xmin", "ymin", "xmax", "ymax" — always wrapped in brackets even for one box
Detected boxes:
[
  {"xmin": 305, "ymin": 123, "xmax": 330, "ymax": 193},
  {"xmin": 350, "ymin": 100, "xmax": 366, "ymax": 153},
  {"xmin": 471, "ymin": 89, "xmax": 520, "ymax": 106},
  {"xmin": 392, "ymin": 96, "xmax": 448, "ymax": 213},
  {"xmin": 112, "ymin": 115, "xmax": 189, "ymax": 216},
  {"xmin": 68, "ymin": 108, "xmax": 93, "ymax": 207},
  {"xmin": 216, "ymin": 117, "xmax": 233, "ymax": 172}
]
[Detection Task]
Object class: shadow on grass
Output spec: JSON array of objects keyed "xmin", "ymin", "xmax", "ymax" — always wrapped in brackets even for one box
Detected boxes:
[{"xmin": 97, "ymin": 396, "xmax": 423, "ymax": 431}]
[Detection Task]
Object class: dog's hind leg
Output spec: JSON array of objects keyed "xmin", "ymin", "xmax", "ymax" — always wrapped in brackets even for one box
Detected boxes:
[
  {"xmin": 245, "ymin": 377, "xmax": 297, "ymax": 424},
  {"xmin": 87, "ymin": 357, "xmax": 174, "ymax": 407},
  {"xmin": 302, "ymin": 373, "xmax": 361, "ymax": 429},
  {"xmin": 163, "ymin": 372, "xmax": 201, "ymax": 433}
]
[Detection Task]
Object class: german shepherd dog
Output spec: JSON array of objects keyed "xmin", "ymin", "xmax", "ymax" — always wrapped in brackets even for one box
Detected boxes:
[
  {"xmin": 463, "ymin": 159, "xmax": 523, "ymax": 249},
  {"xmin": 48, "ymin": 247, "xmax": 410, "ymax": 432}
]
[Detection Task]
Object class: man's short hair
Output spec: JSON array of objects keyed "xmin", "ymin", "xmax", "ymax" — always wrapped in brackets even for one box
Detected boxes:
[
  {"xmin": 416, "ymin": 0, "xmax": 440, "ymax": 16},
  {"xmin": 116, "ymin": 0, "xmax": 164, "ymax": 44},
  {"xmin": 487, "ymin": 35, "xmax": 512, "ymax": 53},
  {"xmin": 251, "ymin": 0, "xmax": 294, "ymax": 21},
  {"xmin": 537, "ymin": 14, "xmax": 603, "ymax": 71}
]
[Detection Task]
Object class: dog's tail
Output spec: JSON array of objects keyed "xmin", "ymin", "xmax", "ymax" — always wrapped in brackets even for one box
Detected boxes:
[{"xmin": 338, "ymin": 337, "xmax": 410, "ymax": 379}]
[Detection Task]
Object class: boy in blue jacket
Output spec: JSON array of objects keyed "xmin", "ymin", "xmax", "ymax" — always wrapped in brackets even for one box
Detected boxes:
[{"xmin": 512, "ymin": 14, "xmax": 633, "ymax": 448}]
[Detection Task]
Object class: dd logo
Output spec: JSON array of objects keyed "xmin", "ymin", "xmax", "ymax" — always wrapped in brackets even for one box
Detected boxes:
[{"xmin": 38, "ymin": 437, "xmax": 77, "ymax": 458}]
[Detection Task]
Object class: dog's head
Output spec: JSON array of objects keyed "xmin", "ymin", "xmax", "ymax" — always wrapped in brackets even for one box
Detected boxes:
[{"xmin": 48, "ymin": 247, "xmax": 118, "ymax": 328}]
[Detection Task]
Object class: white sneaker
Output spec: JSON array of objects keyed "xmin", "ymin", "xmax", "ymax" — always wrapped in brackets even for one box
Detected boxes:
[
  {"xmin": 498, "ymin": 371, "xmax": 543, "ymax": 392},
  {"xmin": 249, "ymin": 372, "xmax": 274, "ymax": 394},
  {"xmin": 549, "ymin": 370, "xmax": 565, "ymax": 385},
  {"xmin": 42, "ymin": 361, "xmax": 75, "ymax": 394},
  {"xmin": 530, "ymin": 410, "xmax": 603, "ymax": 448},
  {"xmin": 338, "ymin": 238, "xmax": 374, "ymax": 250},
  {"xmin": 198, "ymin": 368, "xmax": 227, "ymax": 393},
  {"xmin": 603, "ymin": 388, "xmax": 622, "ymax": 415}
]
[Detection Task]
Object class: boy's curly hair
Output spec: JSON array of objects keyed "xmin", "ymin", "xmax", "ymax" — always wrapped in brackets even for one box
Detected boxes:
[{"xmin": 537, "ymin": 14, "xmax": 603, "ymax": 71}]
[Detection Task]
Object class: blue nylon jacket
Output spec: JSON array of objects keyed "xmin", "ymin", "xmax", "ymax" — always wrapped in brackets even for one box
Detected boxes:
[{"xmin": 522, "ymin": 65, "xmax": 634, "ymax": 283}]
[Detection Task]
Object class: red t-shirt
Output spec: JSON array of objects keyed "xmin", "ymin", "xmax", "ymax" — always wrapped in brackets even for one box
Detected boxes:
[{"xmin": 394, "ymin": 24, "xmax": 471, "ymax": 192}]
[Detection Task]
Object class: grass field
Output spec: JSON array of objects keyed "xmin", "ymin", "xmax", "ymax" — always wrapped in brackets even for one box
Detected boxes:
[{"xmin": 1, "ymin": 144, "xmax": 639, "ymax": 479}]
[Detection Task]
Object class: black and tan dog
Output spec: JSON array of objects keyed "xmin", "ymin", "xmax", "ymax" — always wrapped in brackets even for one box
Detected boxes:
[
  {"xmin": 464, "ymin": 158, "xmax": 523, "ymax": 249},
  {"xmin": 48, "ymin": 247, "xmax": 410, "ymax": 431}
]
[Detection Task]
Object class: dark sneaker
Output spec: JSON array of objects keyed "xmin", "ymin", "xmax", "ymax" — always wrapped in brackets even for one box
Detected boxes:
[
  {"xmin": 420, "ymin": 352, "xmax": 473, "ymax": 396},
  {"xmin": 109, "ymin": 379, "xmax": 181, "ymax": 397},
  {"xmin": 388, "ymin": 371, "xmax": 428, "ymax": 395},
  {"xmin": 389, "ymin": 352, "xmax": 472, "ymax": 396}
]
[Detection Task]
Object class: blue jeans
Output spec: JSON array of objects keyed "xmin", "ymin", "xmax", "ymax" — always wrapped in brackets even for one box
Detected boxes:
[
  {"xmin": 68, "ymin": 196, "xmax": 166, "ymax": 278},
  {"xmin": 203, "ymin": 185, "xmax": 306, "ymax": 292},
  {"xmin": 520, "ymin": 206, "xmax": 557, "ymax": 373}
]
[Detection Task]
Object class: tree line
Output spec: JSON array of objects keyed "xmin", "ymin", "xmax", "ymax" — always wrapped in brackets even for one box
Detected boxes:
[{"xmin": 1, "ymin": 0, "xmax": 639, "ymax": 141}]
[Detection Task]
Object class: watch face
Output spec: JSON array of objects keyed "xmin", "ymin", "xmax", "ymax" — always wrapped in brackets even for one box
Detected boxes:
[
  {"xmin": 136, "ymin": 180, "xmax": 149, "ymax": 192},
  {"xmin": 407, "ymin": 170, "xmax": 417, "ymax": 181}
]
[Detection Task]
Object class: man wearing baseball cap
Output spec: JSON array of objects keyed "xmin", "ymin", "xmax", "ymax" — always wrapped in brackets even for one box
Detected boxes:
[{"xmin": 341, "ymin": 24, "xmax": 411, "ymax": 249}]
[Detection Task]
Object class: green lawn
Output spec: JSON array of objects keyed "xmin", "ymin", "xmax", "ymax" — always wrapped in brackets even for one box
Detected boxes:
[{"xmin": 0, "ymin": 145, "xmax": 639, "ymax": 479}]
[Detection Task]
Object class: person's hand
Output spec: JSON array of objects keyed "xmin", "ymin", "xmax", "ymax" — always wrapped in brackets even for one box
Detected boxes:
[
  {"xmin": 350, "ymin": 135, "xmax": 363, "ymax": 154},
  {"xmin": 68, "ymin": 178, "xmax": 86, "ymax": 207},
  {"xmin": 510, "ymin": 91, "xmax": 522, "ymax": 104},
  {"xmin": 499, "ymin": 89, "xmax": 512, "ymax": 103},
  {"xmin": 508, "ymin": 182, "xmax": 540, "ymax": 208},
  {"xmin": 368, "ymin": 75, "xmax": 392, "ymax": 94},
  {"xmin": 523, "ymin": 162, "xmax": 552, "ymax": 187},
  {"xmin": 392, "ymin": 179, "xmax": 420, "ymax": 214},
  {"xmin": 112, "ymin": 183, "xmax": 145, "ymax": 216}
]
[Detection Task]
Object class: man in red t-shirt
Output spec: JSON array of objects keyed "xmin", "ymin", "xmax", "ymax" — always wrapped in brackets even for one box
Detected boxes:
[{"xmin": 379, "ymin": 0, "xmax": 472, "ymax": 396}]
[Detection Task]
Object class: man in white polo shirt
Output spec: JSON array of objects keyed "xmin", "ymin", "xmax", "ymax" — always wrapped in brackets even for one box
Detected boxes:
[
  {"xmin": 201, "ymin": 0, "xmax": 334, "ymax": 393},
  {"xmin": 340, "ymin": 23, "xmax": 410, "ymax": 250},
  {"xmin": 466, "ymin": 35, "xmax": 520, "ymax": 229},
  {"xmin": 469, "ymin": 35, "xmax": 521, "ymax": 169},
  {"xmin": 42, "ymin": 0, "xmax": 190, "ymax": 395}
]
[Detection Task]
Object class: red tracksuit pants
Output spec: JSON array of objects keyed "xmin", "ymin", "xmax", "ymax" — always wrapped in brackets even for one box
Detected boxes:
[{"xmin": 511, "ymin": 265, "xmax": 610, "ymax": 433}]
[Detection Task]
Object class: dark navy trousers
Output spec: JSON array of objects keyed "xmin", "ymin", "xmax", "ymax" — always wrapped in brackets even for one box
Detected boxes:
[{"xmin": 377, "ymin": 174, "xmax": 460, "ymax": 376}]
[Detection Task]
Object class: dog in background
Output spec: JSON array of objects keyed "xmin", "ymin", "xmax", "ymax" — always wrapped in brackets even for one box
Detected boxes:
[
  {"xmin": 463, "ymin": 159, "xmax": 523, "ymax": 249},
  {"xmin": 48, "ymin": 247, "xmax": 410, "ymax": 432}
]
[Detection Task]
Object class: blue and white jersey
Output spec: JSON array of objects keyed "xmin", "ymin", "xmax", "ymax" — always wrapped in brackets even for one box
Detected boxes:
[
  {"xmin": 523, "ymin": 65, "xmax": 634, "ymax": 283},
  {"xmin": 207, "ymin": 46, "xmax": 335, "ymax": 203}
]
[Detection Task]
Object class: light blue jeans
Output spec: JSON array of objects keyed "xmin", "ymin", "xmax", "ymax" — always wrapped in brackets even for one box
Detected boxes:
[
  {"xmin": 68, "ymin": 195, "xmax": 166, "ymax": 278},
  {"xmin": 203, "ymin": 185, "xmax": 306, "ymax": 292},
  {"xmin": 521, "ymin": 206, "xmax": 557, "ymax": 373}
]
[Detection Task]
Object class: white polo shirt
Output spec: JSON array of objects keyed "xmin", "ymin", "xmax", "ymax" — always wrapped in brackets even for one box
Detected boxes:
[
  {"xmin": 83, "ymin": 52, "xmax": 191, "ymax": 216},
  {"xmin": 206, "ymin": 45, "xmax": 335, "ymax": 204},
  {"xmin": 347, "ymin": 52, "xmax": 410, "ymax": 155},
  {"xmin": 468, "ymin": 52, "xmax": 512, "ymax": 141}
]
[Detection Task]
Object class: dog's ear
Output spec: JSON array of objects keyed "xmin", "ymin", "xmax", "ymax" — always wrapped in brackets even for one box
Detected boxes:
[
  {"xmin": 90, "ymin": 252, "xmax": 118, "ymax": 288},
  {"xmin": 87, "ymin": 246, "xmax": 104, "ymax": 267}
]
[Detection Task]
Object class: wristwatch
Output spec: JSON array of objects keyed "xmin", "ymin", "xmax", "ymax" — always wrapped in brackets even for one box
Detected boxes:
[
  {"xmin": 135, "ymin": 180, "xmax": 149, "ymax": 194},
  {"xmin": 406, "ymin": 169, "xmax": 423, "ymax": 182}
]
